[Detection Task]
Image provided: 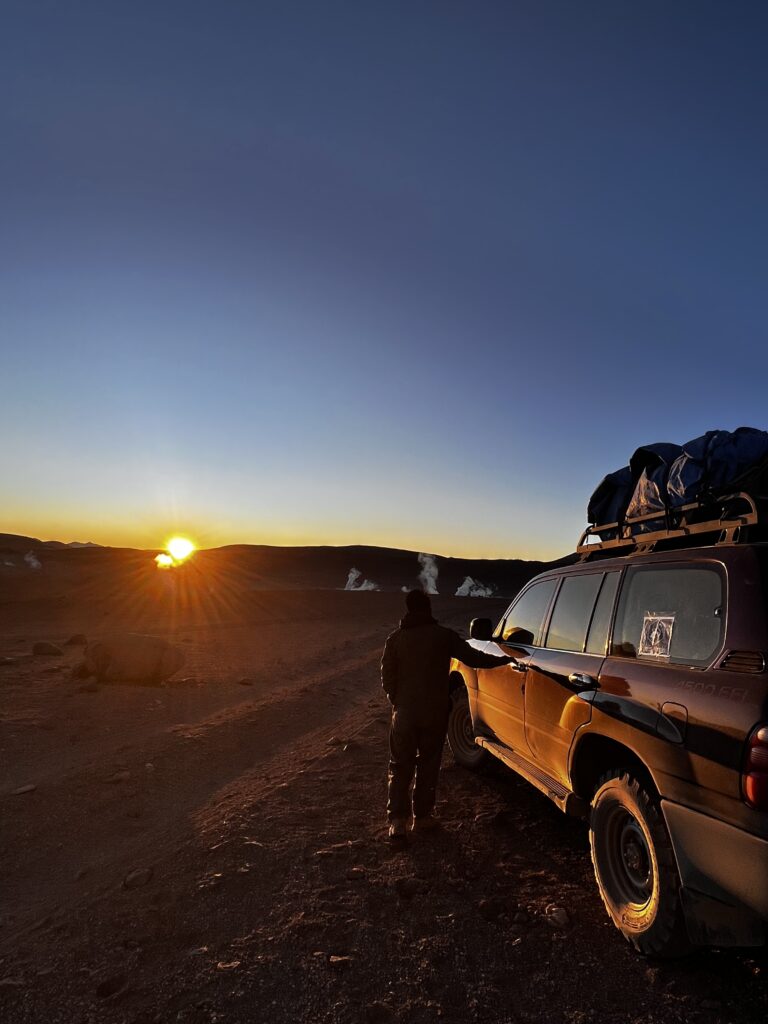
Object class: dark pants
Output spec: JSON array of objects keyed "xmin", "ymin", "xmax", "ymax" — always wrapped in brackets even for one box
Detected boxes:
[{"xmin": 387, "ymin": 704, "xmax": 450, "ymax": 821}]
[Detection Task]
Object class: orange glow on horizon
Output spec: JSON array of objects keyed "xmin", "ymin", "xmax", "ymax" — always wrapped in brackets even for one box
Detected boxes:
[
  {"xmin": 155, "ymin": 536, "xmax": 196, "ymax": 569},
  {"xmin": 167, "ymin": 536, "xmax": 195, "ymax": 562}
]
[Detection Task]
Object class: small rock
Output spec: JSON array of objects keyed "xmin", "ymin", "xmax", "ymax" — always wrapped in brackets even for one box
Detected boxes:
[
  {"xmin": 478, "ymin": 897, "xmax": 507, "ymax": 921},
  {"xmin": 33, "ymin": 642, "xmax": 63, "ymax": 656},
  {"xmin": 0, "ymin": 977, "xmax": 25, "ymax": 990},
  {"xmin": 395, "ymin": 877, "xmax": 425, "ymax": 900},
  {"xmin": 700, "ymin": 999, "xmax": 722, "ymax": 1011},
  {"xmin": 346, "ymin": 867, "xmax": 365, "ymax": 880},
  {"xmin": 76, "ymin": 681, "xmax": 99, "ymax": 693},
  {"xmin": 545, "ymin": 904, "xmax": 569, "ymax": 929},
  {"xmin": 491, "ymin": 809, "xmax": 518, "ymax": 829},
  {"xmin": 326, "ymin": 736, "xmax": 343, "ymax": 746},
  {"xmin": 12, "ymin": 784, "xmax": 37, "ymax": 796},
  {"xmin": 96, "ymin": 974, "xmax": 128, "ymax": 999},
  {"xmin": 0, "ymin": 657, "xmax": 16, "ymax": 666},
  {"xmin": 123, "ymin": 867, "xmax": 153, "ymax": 889},
  {"xmin": 104, "ymin": 769, "xmax": 131, "ymax": 785},
  {"xmin": 328, "ymin": 955, "xmax": 354, "ymax": 968},
  {"xmin": 236, "ymin": 677, "xmax": 254, "ymax": 686},
  {"xmin": 216, "ymin": 961, "xmax": 241, "ymax": 971},
  {"xmin": 167, "ymin": 676, "xmax": 196, "ymax": 687},
  {"xmin": 365, "ymin": 1001, "xmax": 394, "ymax": 1022},
  {"xmin": 65, "ymin": 634, "xmax": 88, "ymax": 646},
  {"xmin": 513, "ymin": 910, "xmax": 529, "ymax": 924}
]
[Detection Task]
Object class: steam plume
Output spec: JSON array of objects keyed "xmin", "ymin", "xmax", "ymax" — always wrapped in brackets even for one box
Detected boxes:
[
  {"xmin": 455, "ymin": 576, "xmax": 495, "ymax": 598},
  {"xmin": 344, "ymin": 567, "xmax": 378, "ymax": 592},
  {"xmin": 417, "ymin": 553, "xmax": 439, "ymax": 595},
  {"xmin": 24, "ymin": 551, "xmax": 42, "ymax": 571}
]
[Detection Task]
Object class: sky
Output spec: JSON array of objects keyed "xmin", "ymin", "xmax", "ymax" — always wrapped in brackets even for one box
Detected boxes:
[{"xmin": 2, "ymin": 1, "xmax": 768, "ymax": 559}]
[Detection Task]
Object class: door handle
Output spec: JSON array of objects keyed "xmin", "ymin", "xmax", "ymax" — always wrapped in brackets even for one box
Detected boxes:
[
  {"xmin": 568, "ymin": 672, "xmax": 599, "ymax": 691},
  {"xmin": 509, "ymin": 659, "xmax": 527, "ymax": 673}
]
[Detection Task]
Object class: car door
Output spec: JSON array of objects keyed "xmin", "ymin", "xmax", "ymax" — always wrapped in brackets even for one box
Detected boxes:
[
  {"xmin": 523, "ymin": 570, "xmax": 621, "ymax": 784},
  {"xmin": 475, "ymin": 577, "xmax": 558, "ymax": 751}
]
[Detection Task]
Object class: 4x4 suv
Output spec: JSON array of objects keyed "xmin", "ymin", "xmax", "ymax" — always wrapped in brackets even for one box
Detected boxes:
[{"xmin": 447, "ymin": 504, "xmax": 768, "ymax": 957}]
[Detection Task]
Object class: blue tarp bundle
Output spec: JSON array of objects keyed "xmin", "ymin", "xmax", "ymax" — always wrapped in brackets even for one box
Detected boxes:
[{"xmin": 588, "ymin": 427, "xmax": 768, "ymax": 536}]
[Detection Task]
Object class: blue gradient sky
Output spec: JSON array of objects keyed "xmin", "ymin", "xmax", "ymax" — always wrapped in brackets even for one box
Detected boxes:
[{"xmin": 2, "ymin": 2, "xmax": 767, "ymax": 558}]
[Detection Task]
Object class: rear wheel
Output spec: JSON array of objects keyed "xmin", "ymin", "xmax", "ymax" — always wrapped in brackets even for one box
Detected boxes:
[
  {"xmin": 590, "ymin": 771, "xmax": 691, "ymax": 957},
  {"xmin": 447, "ymin": 688, "xmax": 488, "ymax": 770}
]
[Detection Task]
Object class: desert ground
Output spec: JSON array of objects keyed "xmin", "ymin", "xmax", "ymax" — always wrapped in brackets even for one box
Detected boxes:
[{"xmin": 1, "ymin": 543, "xmax": 766, "ymax": 1024}]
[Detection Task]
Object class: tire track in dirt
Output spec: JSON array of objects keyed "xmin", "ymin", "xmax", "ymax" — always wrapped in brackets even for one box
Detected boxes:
[{"xmin": 0, "ymin": 646, "xmax": 387, "ymax": 946}]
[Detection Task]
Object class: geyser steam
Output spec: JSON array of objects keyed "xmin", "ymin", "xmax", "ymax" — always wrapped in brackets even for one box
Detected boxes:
[
  {"xmin": 455, "ymin": 576, "xmax": 495, "ymax": 598},
  {"xmin": 344, "ymin": 568, "xmax": 378, "ymax": 592},
  {"xmin": 417, "ymin": 553, "xmax": 439, "ymax": 595}
]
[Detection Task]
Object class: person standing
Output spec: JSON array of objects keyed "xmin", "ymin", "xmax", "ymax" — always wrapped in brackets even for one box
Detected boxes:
[{"xmin": 381, "ymin": 588, "xmax": 513, "ymax": 838}]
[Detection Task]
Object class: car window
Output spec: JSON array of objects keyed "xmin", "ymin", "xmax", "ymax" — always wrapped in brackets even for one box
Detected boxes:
[
  {"xmin": 585, "ymin": 571, "xmax": 621, "ymax": 655},
  {"xmin": 502, "ymin": 578, "xmax": 557, "ymax": 645},
  {"xmin": 612, "ymin": 565, "xmax": 724, "ymax": 666},
  {"xmin": 545, "ymin": 573, "xmax": 604, "ymax": 652}
]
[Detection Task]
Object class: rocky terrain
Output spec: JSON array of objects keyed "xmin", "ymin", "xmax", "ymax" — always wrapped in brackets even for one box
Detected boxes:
[{"xmin": 0, "ymin": 544, "xmax": 766, "ymax": 1023}]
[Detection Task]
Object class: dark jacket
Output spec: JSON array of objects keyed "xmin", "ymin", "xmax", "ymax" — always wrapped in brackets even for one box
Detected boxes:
[{"xmin": 381, "ymin": 612, "xmax": 510, "ymax": 713}]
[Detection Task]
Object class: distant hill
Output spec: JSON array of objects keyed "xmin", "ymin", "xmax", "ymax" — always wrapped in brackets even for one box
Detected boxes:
[
  {"xmin": 203, "ymin": 543, "xmax": 574, "ymax": 597},
  {"xmin": 0, "ymin": 533, "xmax": 100, "ymax": 552},
  {"xmin": 0, "ymin": 534, "xmax": 573, "ymax": 599}
]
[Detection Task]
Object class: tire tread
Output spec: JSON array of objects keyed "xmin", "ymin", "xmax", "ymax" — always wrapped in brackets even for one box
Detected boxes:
[{"xmin": 590, "ymin": 769, "xmax": 692, "ymax": 958}]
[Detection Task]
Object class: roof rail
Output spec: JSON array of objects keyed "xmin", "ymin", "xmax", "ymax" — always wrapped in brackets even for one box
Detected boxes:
[{"xmin": 577, "ymin": 492, "xmax": 763, "ymax": 561}]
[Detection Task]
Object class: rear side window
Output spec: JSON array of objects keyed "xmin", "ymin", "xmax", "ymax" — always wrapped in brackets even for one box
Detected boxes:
[
  {"xmin": 546, "ymin": 574, "xmax": 604, "ymax": 652},
  {"xmin": 502, "ymin": 578, "xmax": 557, "ymax": 645},
  {"xmin": 612, "ymin": 565, "xmax": 724, "ymax": 666},
  {"xmin": 585, "ymin": 571, "xmax": 621, "ymax": 655}
]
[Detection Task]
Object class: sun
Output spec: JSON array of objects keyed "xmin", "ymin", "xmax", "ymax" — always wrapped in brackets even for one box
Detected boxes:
[{"xmin": 167, "ymin": 536, "xmax": 195, "ymax": 562}]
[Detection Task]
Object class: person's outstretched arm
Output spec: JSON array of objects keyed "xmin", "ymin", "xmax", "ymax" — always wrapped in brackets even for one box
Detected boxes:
[
  {"xmin": 451, "ymin": 632, "xmax": 516, "ymax": 670},
  {"xmin": 381, "ymin": 635, "xmax": 399, "ymax": 704}
]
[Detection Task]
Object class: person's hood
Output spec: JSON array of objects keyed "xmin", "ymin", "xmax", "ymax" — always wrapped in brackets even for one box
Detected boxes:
[{"xmin": 399, "ymin": 611, "xmax": 438, "ymax": 629}]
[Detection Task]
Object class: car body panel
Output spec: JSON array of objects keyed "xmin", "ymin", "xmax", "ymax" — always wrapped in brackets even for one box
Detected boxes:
[{"xmin": 461, "ymin": 540, "xmax": 768, "ymax": 932}]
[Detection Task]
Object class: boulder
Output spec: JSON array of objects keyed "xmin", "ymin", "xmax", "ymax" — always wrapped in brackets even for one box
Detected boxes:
[
  {"xmin": 123, "ymin": 867, "xmax": 153, "ymax": 889},
  {"xmin": 33, "ymin": 642, "xmax": 63, "ymax": 656},
  {"xmin": 83, "ymin": 635, "xmax": 185, "ymax": 684},
  {"xmin": 65, "ymin": 634, "xmax": 87, "ymax": 646}
]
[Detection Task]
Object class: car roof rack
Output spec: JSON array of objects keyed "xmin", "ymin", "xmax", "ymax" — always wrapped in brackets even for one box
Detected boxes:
[{"xmin": 576, "ymin": 492, "xmax": 765, "ymax": 561}]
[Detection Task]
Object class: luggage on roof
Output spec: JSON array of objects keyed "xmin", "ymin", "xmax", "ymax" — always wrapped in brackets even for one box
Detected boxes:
[{"xmin": 580, "ymin": 427, "xmax": 768, "ymax": 556}]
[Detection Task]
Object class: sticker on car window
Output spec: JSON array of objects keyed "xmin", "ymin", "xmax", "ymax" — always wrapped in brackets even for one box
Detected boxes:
[{"xmin": 638, "ymin": 613, "xmax": 675, "ymax": 659}]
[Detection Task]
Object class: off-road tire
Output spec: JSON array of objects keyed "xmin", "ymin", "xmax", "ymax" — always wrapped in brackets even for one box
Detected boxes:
[
  {"xmin": 589, "ymin": 770, "xmax": 692, "ymax": 957},
  {"xmin": 447, "ymin": 688, "xmax": 488, "ymax": 770}
]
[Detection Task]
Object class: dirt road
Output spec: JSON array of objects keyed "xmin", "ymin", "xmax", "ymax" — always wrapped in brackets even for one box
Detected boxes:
[{"xmin": 1, "ymin": 592, "xmax": 766, "ymax": 1023}]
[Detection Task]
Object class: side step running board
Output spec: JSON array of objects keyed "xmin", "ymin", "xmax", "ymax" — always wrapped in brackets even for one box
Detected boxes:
[{"xmin": 475, "ymin": 737, "xmax": 588, "ymax": 818}]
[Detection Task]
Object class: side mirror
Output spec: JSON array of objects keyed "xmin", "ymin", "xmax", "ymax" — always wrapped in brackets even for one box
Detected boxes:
[
  {"xmin": 470, "ymin": 617, "xmax": 493, "ymax": 641},
  {"xmin": 503, "ymin": 626, "xmax": 535, "ymax": 646}
]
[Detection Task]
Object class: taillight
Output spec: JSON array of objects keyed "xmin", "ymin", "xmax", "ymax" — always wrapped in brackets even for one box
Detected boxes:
[{"xmin": 743, "ymin": 724, "xmax": 768, "ymax": 810}]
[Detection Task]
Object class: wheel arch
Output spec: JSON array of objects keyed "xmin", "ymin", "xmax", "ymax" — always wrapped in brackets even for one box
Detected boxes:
[
  {"xmin": 570, "ymin": 733, "xmax": 660, "ymax": 802},
  {"xmin": 449, "ymin": 663, "xmax": 477, "ymax": 693}
]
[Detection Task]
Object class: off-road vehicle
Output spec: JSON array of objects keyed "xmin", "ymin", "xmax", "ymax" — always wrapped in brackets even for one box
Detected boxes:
[{"xmin": 447, "ymin": 492, "xmax": 768, "ymax": 956}]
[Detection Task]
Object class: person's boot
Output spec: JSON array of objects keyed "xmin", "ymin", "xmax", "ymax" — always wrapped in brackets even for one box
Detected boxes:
[
  {"xmin": 388, "ymin": 818, "xmax": 408, "ymax": 840},
  {"xmin": 411, "ymin": 815, "xmax": 441, "ymax": 832}
]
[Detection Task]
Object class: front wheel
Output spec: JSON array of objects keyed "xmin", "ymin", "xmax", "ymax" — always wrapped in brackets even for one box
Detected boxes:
[
  {"xmin": 447, "ymin": 688, "xmax": 488, "ymax": 770},
  {"xmin": 590, "ymin": 771, "xmax": 691, "ymax": 957}
]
